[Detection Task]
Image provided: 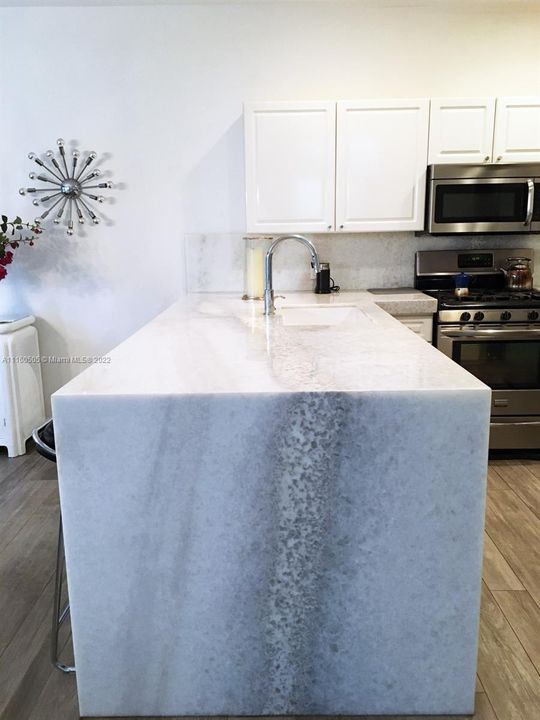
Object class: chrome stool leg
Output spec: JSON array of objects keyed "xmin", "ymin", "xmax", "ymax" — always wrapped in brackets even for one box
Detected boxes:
[
  {"xmin": 52, "ymin": 516, "xmax": 75, "ymax": 674},
  {"xmin": 34, "ymin": 419, "xmax": 76, "ymax": 674}
]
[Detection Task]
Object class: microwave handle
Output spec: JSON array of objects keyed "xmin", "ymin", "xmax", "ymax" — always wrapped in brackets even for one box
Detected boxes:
[{"xmin": 525, "ymin": 179, "xmax": 534, "ymax": 225}]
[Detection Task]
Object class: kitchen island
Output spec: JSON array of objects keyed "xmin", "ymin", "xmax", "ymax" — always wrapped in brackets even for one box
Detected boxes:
[{"xmin": 52, "ymin": 291, "xmax": 490, "ymax": 718}]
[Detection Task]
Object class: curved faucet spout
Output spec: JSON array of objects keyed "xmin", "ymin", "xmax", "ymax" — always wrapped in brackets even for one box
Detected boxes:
[{"xmin": 263, "ymin": 234, "xmax": 321, "ymax": 316}]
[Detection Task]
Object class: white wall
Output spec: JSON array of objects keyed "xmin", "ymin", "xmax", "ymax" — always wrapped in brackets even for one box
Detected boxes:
[{"xmin": 1, "ymin": 1, "xmax": 540, "ymax": 402}]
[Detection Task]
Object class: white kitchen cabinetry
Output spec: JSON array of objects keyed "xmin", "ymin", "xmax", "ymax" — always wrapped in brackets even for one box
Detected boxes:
[
  {"xmin": 335, "ymin": 99, "xmax": 429, "ymax": 232},
  {"xmin": 396, "ymin": 315, "xmax": 433, "ymax": 343},
  {"xmin": 493, "ymin": 97, "xmax": 540, "ymax": 163},
  {"xmin": 0, "ymin": 317, "xmax": 45, "ymax": 456},
  {"xmin": 244, "ymin": 99, "xmax": 430, "ymax": 233},
  {"xmin": 428, "ymin": 96, "xmax": 540, "ymax": 165},
  {"xmin": 244, "ymin": 101, "xmax": 336, "ymax": 233},
  {"xmin": 428, "ymin": 97, "xmax": 495, "ymax": 164}
]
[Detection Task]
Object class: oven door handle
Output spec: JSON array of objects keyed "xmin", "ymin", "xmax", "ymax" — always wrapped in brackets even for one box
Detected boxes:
[
  {"xmin": 525, "ymin": 178, "xmax": 535, "ymax": 226},
  {"xmin": 440, "ymin": 327, "xmax": 540, "ymax": 339}
]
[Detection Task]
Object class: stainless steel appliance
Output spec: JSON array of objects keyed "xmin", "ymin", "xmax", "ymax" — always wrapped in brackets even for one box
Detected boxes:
[
  {"xmin": 426, "ymin": 164, "xmax": 540, "ymax": 234},
  {"xmin": 416, "ymin": 248, "xmax": 540, "ymax": 450}
]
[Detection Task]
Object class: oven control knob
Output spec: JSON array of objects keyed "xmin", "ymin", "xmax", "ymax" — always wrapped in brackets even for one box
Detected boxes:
[
  {"xmin": 528, "ymin": 310, "xmax": 539, "ymax": 321},
  {"xmin": 500, "ymin": 311, "xmax": 512, "ymax": 321},
  {"xmin": 474, "ymin": 312, "xmax": 484, "ymax": 322},
  {"xmin": 460, "ymin": 312, "xmax": 471, "ymax": 322}
]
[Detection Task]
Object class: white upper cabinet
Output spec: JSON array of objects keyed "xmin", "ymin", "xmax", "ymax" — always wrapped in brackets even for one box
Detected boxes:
[
  {"xmin": 428, "ymin": 97, "xmax": 495, "ymax": 164},
  {"xmin": 335, "ymin": 99, "xmax": 429, "ymax": 232},
  {"xmin": 428, "ymin": 96, "xmax": 540, "ymax": 165},
  {"xmin": 493, "ymin": 97, "xmax": 540, "ymax": 163},
  {"xmin": 244, "ymin": 101, "xmax": 336, "ymax": 233}
]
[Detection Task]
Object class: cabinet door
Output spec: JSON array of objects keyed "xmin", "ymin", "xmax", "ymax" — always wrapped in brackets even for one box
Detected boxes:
[
  {"xmin": 428, "ymin": 97, "xmax": 495, "ymax": 164},
  {"xmin": 493, "ymin": 97, "xmax": 540, "ymax": 163},
  {"xmin": 244, "ymin": 101, "xmax": 336, "ymax": 233},
  {"xmin": 397, "ymin": 315, "xmax": 433, "ymax": 343},
  {"xmin": 336, "ymin": 99, "xmax": 429, "ymax": 232}
]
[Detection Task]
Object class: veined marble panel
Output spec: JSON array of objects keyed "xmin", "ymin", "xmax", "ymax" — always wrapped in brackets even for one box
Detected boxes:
[
  {"xmin": 54, "ymin": 293, "xmax": 473, "ymax": 397},
  {"xmin": 53, "ymin": 292, "xmax": 490, "ymax": 717},
  {"xmin": 54, "ymin": 389, "xmax": 489, "ymax": 717},
  {"xmin": 184, "ymin": 231, "xmax": 540, "ymax": 294}
]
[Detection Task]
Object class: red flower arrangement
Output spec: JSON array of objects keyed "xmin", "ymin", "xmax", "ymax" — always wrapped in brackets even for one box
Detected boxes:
[{"xmin": 0, "ymin": 215, "xmax": 42, "ymax": 281}]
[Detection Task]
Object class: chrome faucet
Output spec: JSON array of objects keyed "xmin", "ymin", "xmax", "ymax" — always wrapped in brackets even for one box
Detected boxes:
[{"xmin": 263, "ymin": 234, "xmax": 321, "ymax": 315}]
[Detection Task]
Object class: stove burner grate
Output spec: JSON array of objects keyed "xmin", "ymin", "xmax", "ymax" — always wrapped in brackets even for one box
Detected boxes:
[{"xmin": 437, "ymin": 289, "xmax": 540, "ymax": 308}]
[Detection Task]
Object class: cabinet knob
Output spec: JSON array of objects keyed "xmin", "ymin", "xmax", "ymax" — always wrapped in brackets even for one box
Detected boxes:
[
  {"xmin": 496, "ymin": 156, "xmax": 502, "ymax": 162},
  {"xmin": 327, "ymin": 225, "xmax": 332, "ymax": 230},
  {"xmin": 484, "ymin": 155, "xmax": 490, "ymax": 162},
  {"xmin": 339, "ymin": 224, "xmax": 344, "ymax": 229}
]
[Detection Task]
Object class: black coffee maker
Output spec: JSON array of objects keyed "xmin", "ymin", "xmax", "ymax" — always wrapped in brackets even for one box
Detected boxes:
[{"xmin": 315, "ymin": 262, "xmax": 339, "ymax": 294}]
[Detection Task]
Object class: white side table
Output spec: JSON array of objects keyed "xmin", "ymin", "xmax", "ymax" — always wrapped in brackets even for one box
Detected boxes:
[{"xmin": 0, "ymin": 316, "xmax": 45, "ymax": 456}]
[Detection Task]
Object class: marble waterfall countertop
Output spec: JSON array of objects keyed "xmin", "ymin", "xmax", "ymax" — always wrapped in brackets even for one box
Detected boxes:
[
  {"xmin": 54, "ymin": 290, "xmax": 486, "ymax": 398},
  {"xmin": 52, "ymin": 289, "xmax": 491, "ymax": 718}
]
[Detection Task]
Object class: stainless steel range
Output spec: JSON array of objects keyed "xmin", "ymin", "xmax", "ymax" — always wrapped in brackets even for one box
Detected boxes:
[{"xmin": 416, "ymin": 248, "xmax": 540, "ymax": 450}]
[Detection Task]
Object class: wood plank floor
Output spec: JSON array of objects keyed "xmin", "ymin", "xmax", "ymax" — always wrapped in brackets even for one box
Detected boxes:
[{"xmin": 1, "ymin": 449, "xmax": 539, "ymax": 720}]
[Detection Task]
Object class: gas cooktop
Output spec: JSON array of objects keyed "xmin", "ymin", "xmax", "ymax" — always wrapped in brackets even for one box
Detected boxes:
[
  {"xmin": 416, "ymin": 248, "xmax": 540, "ymax": 324},
  {"xmin": 432, "ymin": 289, "xmax": 540, "ymax": 310}
]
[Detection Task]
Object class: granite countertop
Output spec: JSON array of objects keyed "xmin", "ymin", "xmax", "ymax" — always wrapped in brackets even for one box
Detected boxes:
[
  {"xmin": 54, "ymin": 291, "xmax": 487, "ymax": 397},
  {"xmin": 368, "ymin": 289, "xmax": 437, "ymax": 316}
]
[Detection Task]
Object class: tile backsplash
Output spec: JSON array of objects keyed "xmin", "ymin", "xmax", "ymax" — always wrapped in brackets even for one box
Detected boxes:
[{"xmin": 185, "ymin": 232, "xmax": 540, "ymax": 294}]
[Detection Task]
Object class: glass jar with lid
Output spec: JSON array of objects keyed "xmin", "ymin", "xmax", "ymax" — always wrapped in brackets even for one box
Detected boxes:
[{"xmin": 242, "ymin": 236, "xmax": 271, "ymax": 300}]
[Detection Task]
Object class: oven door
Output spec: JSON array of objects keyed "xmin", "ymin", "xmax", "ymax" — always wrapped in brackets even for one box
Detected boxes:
[
  {"xmin": 437, "ymin": 325, "xmax": 540, "ymax": 417},
  {"xmin": 428, "ymin": 178, "xmax": 535, "ymax": 233}
]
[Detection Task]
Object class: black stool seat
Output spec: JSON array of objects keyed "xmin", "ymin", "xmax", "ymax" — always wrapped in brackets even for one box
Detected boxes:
[{"xmin": 33, "ymin": 420, "xmax": 56, "ymax": 463}]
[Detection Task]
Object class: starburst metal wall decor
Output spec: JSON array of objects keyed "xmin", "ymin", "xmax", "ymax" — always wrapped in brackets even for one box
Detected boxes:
[{"xmin": 19, "ymin": 138, "xmax": 113, "ymax": 235}]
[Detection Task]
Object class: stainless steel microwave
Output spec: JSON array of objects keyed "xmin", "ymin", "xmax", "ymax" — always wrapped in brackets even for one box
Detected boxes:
[{"xmin": 426, "ymin": 163, "xmax": 540, "ymax": 234}]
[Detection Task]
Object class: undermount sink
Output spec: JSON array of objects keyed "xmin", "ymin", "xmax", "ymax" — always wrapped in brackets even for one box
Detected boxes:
[{"xmin": 279, "ymin": 304, "xmax": 360, "ymax": 326}]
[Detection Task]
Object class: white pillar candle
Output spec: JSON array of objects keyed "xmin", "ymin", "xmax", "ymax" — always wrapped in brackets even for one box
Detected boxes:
[{"xmin": 243, "ymin": 237, "xmax": 270, "ymax": 300}]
